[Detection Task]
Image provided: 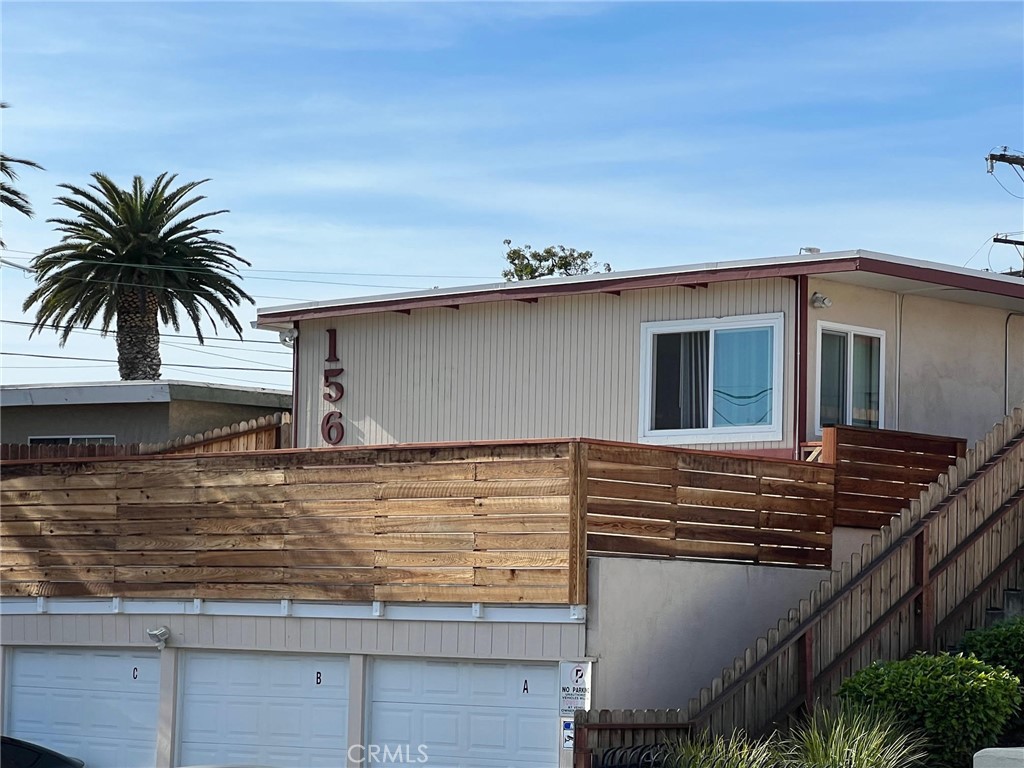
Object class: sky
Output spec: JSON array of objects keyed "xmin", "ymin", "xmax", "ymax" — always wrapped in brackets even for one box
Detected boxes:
[{"xmin": 1, "ymin": 0, "xmax": 1022, "ymax": 391}]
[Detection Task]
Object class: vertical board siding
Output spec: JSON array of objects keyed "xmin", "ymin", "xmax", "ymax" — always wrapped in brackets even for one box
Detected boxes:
[{"xmin": 296, "ymin": 279, "xmax": 796, "ymax": 451}]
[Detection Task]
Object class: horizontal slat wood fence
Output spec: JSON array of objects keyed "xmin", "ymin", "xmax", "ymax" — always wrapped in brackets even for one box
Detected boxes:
[
  {"xmin": 0, "ymin": 441, "xmax": 582, "ymax": 604},
  {"xmin": 584, "ymin": 442, "xmax": 835, "ymax": 567},
  {"xmin": 824, "ymin": 425, "xmax": 966, "ymax": 529},
  {"xmin": 684, "ymin": 409, "xmax": 1024, "ymax": 737}
]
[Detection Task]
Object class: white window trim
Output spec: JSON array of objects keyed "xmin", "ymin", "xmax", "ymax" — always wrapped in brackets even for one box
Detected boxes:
[
  {"xmin": 814, "ymin": 320, "xmax": 886, "ymax": 435},
  {"xmin": 638, "ymin": 312, "xmax": 785, "ymax": 445}
]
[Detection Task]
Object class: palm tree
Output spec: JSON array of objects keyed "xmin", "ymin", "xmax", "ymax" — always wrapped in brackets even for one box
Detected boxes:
[
  {"xmin": 0, "ymin": 102, "xmax": 44, "ymax": 248},
  {"xmin": 23, "ymin": 172, "xmax": 253, "ymax": 380}
]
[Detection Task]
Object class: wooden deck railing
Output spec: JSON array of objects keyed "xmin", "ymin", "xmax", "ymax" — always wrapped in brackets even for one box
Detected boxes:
[
  {"xmin": 584, "ymin": 442, "xmax": 835, "ymax": 568},
  {"xmin": 684, "ymin": 409, "xmax": 1024, "ymax": 736},
  {"xmin": 823, "ymin": 425, "xmax": 966, "ymax": 529}
]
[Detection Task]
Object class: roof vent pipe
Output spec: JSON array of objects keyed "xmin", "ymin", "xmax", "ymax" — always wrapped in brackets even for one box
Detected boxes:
[{"xmin": 799, "ymin": 247, "xmax": 821, "ymax": 255}]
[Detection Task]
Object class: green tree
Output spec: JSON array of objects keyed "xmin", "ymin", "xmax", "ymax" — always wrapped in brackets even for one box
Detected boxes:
[
  {"xmin": 502, "ymin": 239, "xmax": 611, "ymax": 281},
  {"xmin": 23, "ymin": 172, "xmax": 253, "ymax": 380},
  {"xmin": 0, "ymin": 103, "xmax": 44, "ymax": 248}
]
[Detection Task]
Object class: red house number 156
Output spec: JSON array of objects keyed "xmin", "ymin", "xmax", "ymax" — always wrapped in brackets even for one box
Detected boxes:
[{"xmin": 321, "ymin": 329, "xmax": 345, "ymax": 445}]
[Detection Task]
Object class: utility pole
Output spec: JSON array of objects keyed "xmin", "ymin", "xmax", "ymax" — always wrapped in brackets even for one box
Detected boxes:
[
  {"xmin": 987, "ymin": 149, "xmax": 1024, "ymax": 172},
  {"xmin": 986, "ymin": 148, "xmax": 1024, "ymax": 274}
]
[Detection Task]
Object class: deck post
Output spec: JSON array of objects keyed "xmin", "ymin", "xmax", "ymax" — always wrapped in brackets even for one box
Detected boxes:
[{"xmin": 568, "ymin": 441, "xmax": 589, "ymax": 605}]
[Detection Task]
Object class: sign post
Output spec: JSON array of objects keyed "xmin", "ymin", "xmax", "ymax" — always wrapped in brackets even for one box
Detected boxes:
[{"xmin": 559, "ymin": 661, "xmax": 592, "ymax": 757}]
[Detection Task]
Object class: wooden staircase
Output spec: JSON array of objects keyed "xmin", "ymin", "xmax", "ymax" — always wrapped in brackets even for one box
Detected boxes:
[{"xmin": 684, "ymin": 409, "xmax": 1024, "ymax": 736}]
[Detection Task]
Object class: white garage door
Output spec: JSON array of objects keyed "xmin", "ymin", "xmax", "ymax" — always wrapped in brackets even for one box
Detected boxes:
[
  {"xmin": 178, "ymin": 650, "xmax": 347, "ymax": 767},
  {"xmin": 6, "ymin": 647, "xmax": 160, "ymax": 768},
  {"xmin": 369, "ymin": 658, "xmax": 558, "ymax": 768}
]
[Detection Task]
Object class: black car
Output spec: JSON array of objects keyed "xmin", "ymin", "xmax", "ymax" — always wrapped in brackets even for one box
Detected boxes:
[{"xmin": 0, "ymin": 737, "xmax": 85, "ymax": 768}]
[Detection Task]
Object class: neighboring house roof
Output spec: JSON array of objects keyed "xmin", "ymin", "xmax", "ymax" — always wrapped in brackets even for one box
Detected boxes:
[
  {"xmin": 255, "ymin": 249, "xmax": 1024, "ymax": 328},
  {"xmin": 0, "ymin": 380, "xmax": 292, "ymax": 409}
]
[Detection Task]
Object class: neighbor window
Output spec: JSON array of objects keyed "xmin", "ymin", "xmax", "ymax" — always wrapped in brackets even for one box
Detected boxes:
[
  {"xmin": 816, "ymin": 322, "xmax": 884, "ymax": 431},
  {"xmin": 639, "ymin": 313, "xmax": 784, "ymax": 444}
]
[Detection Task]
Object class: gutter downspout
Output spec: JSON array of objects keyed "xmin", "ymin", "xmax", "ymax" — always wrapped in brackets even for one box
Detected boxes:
[
  {"xmin": 795, "ymin": 275, "xmax": 809, "ymax": 458},
  {"xmin": 1006, "ymin": 312, "xmax": 1024, "ymax": 416}
]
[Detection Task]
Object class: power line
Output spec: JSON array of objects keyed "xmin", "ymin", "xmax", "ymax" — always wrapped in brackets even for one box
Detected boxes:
[
  {"xmin": 0, "ymin": 318, "xmax": 289, "ymax": 349},
  {"xmin": 0, "ymin": 247, "xmax": 497, "ymax": 281},
  {"xmin": 1, "ymin": 351, "xmax": 291, "ymax": 371}
]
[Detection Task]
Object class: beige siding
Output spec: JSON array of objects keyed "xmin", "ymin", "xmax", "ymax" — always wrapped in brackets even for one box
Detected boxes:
[
  {"xmin": 0, "ymin": 614, "xmax": 586, "ymax": 661},
  {"xmin": 296, "ymin": 278, "xmax": 797, "ymax": 451},
  {"xmin": 805, "ymin": 278, "xmax": 1024, "ymax": 443}
]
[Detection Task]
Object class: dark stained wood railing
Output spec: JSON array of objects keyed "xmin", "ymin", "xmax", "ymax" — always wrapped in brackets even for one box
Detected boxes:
[
  {"xmin": 824, "ymin": 425, "xmax": 966, "ymax": 529},
  {"xmin": 584, "ymin": 442, "xmax": 835, "ymax": 568}
]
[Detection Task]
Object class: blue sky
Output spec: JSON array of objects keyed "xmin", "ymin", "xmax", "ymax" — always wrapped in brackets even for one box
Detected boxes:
[{"xmin": 1, "ymin": 1, "xmax": 1022, "ymax": 390}]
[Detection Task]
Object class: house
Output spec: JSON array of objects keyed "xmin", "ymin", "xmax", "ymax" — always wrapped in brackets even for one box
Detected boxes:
[
  {"xmin": 255, "ymin": 249, "xmax": 1023, "ymax": 453},
  {"xmin": 1, "ymin": 249, "xmax": 1021, "ymax": 768},
  {"xmin": 0, "ymin": 380, "xmax": 292, "ymax": 447}
]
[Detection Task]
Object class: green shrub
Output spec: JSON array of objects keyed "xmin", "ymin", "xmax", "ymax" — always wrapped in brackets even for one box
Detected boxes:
[
  {"xmin": 839, "ymin": 652, "xmax": 1022, "ymax": 768},
  {"xmin": 662, "ymin": 730, "xmax": 777, "ymax": 768},
  {"xmin": 778, "ymin": 701, "xmax": 927, "ymax": 768},
  {"xmin": 961, "ymin": 617, "xmax": 1024, "ymax": 683}
]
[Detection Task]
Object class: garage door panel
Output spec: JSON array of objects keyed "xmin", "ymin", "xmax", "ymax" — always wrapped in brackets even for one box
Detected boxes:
[
  {"xmin": 178, "ymin": 651, "xmax": 347, "ymax": 767},
  {"xmin": 369, "ymin": 659, "xmax": 557, "ymax": 768},
  {"xmin": 7, "ymin": 648, "xmax": 160, "ymax": 768}
]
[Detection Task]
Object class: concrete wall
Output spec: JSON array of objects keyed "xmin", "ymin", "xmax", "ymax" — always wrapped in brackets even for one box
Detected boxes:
[
  {"xmin": 805, "ymin": 279, "xmax": 1024, "ymax": 444},
  {"xmin": 832, "ymin": 526, "xmax": 877, "ymax": 570},
  {"xmin": 0, "ymin": 402, "xmax": 171, "ymax": 445},
  {"xmin": 585, "ymin": 556, "xmax": 825, "ymax": 709}
]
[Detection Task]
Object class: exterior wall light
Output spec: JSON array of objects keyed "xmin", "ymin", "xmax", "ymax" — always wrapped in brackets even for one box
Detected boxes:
[
  {"xmin": 146, "ymin": 625, "xmax": 171, "ymax": 649},
  {"xmin": 810, "ymin": 292, "xmax": 833, "ymax": 309}
]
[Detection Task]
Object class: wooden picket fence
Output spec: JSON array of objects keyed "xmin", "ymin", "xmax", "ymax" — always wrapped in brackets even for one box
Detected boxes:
[
  {"xmin": 0, "ymin": 412, "xmax": 291, "ymax": 460},
  {"xmin": 685, "ymin": 408, "xmax": 1024, "ymax": 736}
]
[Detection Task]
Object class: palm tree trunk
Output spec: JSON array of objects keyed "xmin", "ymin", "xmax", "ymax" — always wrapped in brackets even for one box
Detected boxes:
[{"xmin": 116, "ymin": 289, "xmax": 162, "ymax": 380}]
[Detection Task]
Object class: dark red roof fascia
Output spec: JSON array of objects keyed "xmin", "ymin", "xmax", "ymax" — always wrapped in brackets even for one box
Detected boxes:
[
  {"xmin": 258, "ymin": 257, "xmax": 865, "ymax": 323},
  {"xmin": 854, "ymin": 256, "xmax": 1024, "ymax": 301}
]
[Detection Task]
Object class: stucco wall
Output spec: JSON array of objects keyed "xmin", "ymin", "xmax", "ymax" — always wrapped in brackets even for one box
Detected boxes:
[
  {"xmin": 585, "ymin": 556, "xmax": 825, "ymax": 709},
  {"xmin": 0, "ymin": 402, "xmax": 171, "ymax": 445},
  {"xmin": 805, "ymin": 279, "xmax": 1024, "ymax": 444},
  {"xmin": 898, "ymin": 295, "xmax": 1021, "ymax": 443}
]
